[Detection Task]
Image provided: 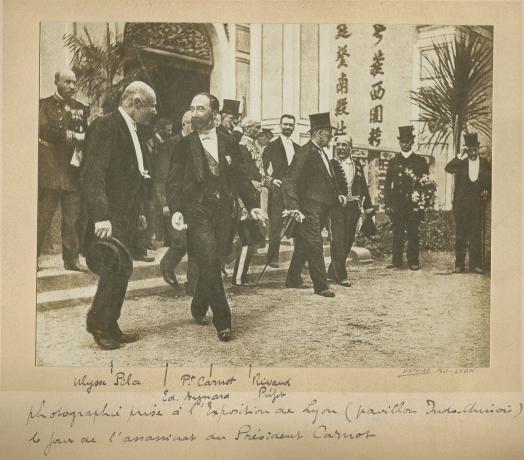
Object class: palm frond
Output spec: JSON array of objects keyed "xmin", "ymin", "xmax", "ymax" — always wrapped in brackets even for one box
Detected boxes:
[{"xmin": 410, "ymin": 30, "xmax": 493, "ymax": 155}]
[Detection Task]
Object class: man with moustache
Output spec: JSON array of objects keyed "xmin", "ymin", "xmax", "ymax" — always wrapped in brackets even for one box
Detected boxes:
[
  {"xmin": 328, "ymin": 135, "xmax": 374, "ymax": 286},
  {"xmin": 81, "ymin": 81, "xmax": 157, "ymax": 349},
  {"xmin": 445, "ymin": 133, "xmax": 491, "ymax": 273},
  {"xmin": 166, "ymin": 93, "xmax": 265, "ymax": 341},
  {"xmin": 283, "ymin": 112, "xmax": 346, "ymax": 297},
  {"xmin": 38, "ymin": 69, "xmax": 89, "ymax": 271},
  {"xmin": 384, "ymin": 125, "xmax": 430, "ymax": 270},
  {"xmin": 262, "ymin": 114, "xmax": 300, "ymax": 268}
]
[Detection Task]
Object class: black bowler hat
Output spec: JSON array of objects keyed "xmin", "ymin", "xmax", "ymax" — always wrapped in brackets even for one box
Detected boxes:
[
  {"xmin": 221, "ymin": 99, "xmax": 241, "ymax": 116},
  {"xmin": 86, "ymin": 236, "xmax": 133, "ymax": 279},
  {"xmin": 463, "ymin": 132, "xmax": 479, "ymax": 147},
  {"xmin": 397, "ymin": 125, "xmax": 415, "ymax": 140},
  {"xmin": 262, "ymin": 128, "xmax": 273, "ymax": 137},
  {"xmin": 309, "ymin": 112, "xmax": 336, "ymax": 132}
]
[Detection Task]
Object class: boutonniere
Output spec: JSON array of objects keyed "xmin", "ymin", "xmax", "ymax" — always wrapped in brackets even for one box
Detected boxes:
[{"xmin": 225, "ymin": 155, "xmax": 232, "ymax": 165}]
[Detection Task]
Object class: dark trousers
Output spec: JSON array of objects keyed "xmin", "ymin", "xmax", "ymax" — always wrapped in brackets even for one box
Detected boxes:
[
  {"xmin": 267, "ymin": 187, "xmax": 285, "ymax": 263},
  {"xmin": 453, "ymin": 202, "xmax": 482, "ymax": 270},
  {"xmin": 328, "ymin": 202, "xmax": 360, "ymax": 281},
  {"xmin": 391, "ymin": 211, "xmax": 422, "ymax": 267},
  {"xmin": 160, "ymin": 225, "xmax": 198, "ymax": 291},
  {"xmin": 37, "ymin": 187, "xmax": 81, "ymax": 262},
  {"xmin": 87, "ymin": 270, "xmax": 129, "ymax": 334},
  {"xmin": 86, "ymin": 210, "xmax": 138, "ymax": 336},
  {"xmin": 187, "ymin": 200, "xmax": 233, "ymax": 333},
  {"xmin": 286, "ymin": 199, "xmax": 331, "ymax": 293}
]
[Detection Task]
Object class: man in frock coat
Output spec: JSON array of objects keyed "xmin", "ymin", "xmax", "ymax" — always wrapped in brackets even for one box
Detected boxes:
[
  {"xmin": 81, "ymin": 81, "xmax": 157, "ymax": 350},
  {"xmin": 166, "ymin": 93, "xmax": 265, "ymax": 341}
]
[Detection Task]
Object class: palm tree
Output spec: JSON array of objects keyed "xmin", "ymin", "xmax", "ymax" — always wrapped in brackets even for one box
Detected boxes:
[
  {"xmin": 63, "ymin": 24, "xmax": 155, "ymax": 114},
  {"xmin": 410, "ymin": 30, "xmax": 493, "ymax": 155}
]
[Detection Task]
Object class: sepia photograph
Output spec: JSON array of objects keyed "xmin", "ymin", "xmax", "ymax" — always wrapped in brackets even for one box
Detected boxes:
[{"xmin": 36, "ymin": 21, "xmax": 493, "ymax": 368}]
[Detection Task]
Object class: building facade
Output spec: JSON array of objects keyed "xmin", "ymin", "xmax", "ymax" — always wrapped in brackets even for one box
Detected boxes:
[{"xmin": 40, "ymin": 22, "xmax": 493, "ymax": 251}]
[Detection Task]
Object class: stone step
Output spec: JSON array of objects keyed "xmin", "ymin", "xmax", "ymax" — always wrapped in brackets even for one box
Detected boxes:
[{"xmin": 37, "ymin": 240, "xmax": 371, "ymax": 311}]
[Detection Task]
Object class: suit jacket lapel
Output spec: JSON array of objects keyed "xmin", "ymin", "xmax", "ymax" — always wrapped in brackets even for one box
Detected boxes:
[
  {"xmin": 115, "ymin": 110, "xmax": 139, "ymax": 169},
  {"xmin": 309, "ymin": 141, "xmax": 336, "ymax": 191},
  {"xmin": 277, "ymin": 137, "xmax": 288, "ymax": 166},
  {"xmin": 217, "ymin": 131, "xmax": 230, "ymax": 193},
  {"xmin": 188, "ymin": 131, "xmax": 204, "ymax": 182}
]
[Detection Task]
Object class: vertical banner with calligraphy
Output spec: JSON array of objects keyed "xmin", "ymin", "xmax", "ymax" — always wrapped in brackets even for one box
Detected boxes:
[
  {"xmin": 333, "ymin": 24, "xmax": 351, "ymax": 145},
  {"xmin": 368, "ymin": 24, "xmax": 389, "ymax": 207}
]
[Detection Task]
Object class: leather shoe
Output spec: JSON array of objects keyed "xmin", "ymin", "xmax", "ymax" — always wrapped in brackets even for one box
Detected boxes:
[
  {"xmin": 193, "ymin": 315, "xmax": 208, "ymax": 325},
  {"xmin": 409, "ymin": 265, "xmax": 420, "ymax": 271},
  {"xmin": 386, "ymin": 264, "xmax": 402, "ymax": 269},
  {"xmin": 338, "ymin": 280, "xmax": 352, "ymax": 287},
  {"xmin": 117, "ymin": 332, "xmax": 139, "ymax": 343},
  {"xmin": 453, "ymin": 266, "xmax": 465, "ymax": 273},
  {"xmin": 161, "ymin": 268, "xmax": 179, "ymax": 287},
  {"xmin": 110, "ymin": 323, "xmax": 139, "ymax": 343},
  {"xmin": 316, "ymin": 289, "xmax": 335, "ymax": 298},
  {"xmin": 64, "ymin": 260, "xmax": 88, "ymax": 272},
  {"xmin": 471, "ymin": 267, "xmax": 484, "ymax": 274},
  {"xmin": 217, "ymin": 328, "xmax": 232, "ymax": 342},
  {"xmin": 91, "ymin": 330, "xmax": 125, "ymax": 350},
  {"xmin": 268, "ymin": 261, "xmax": 280, "ymax": 268}
]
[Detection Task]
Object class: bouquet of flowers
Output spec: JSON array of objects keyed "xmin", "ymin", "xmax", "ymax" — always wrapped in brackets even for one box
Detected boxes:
[{"xmin": 401, "ymin": 168, "xmax": 437, "ymax": 212}]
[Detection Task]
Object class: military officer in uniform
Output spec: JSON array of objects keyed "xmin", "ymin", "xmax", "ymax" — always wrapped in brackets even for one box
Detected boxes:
[
  {"xmin": 384, "ymin": 125, "xmax": 429, "ymax": 270},
  {"xmin": 38, "ymin": 69, "xmax": 89, "ymax": 271}
]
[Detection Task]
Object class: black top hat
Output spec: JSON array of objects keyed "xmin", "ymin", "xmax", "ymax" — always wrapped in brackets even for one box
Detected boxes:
[
  {"xmin": 309, "ymin": 112, "xmax": 336, "ymax": 132},
  {"xmin": 397, "ymin": 125, "xmax": 415, "ymax": 140},
  {"xmin": 463, "ymin": 132, "xmax": 479, "ymax": 147},
  {"xmin": 221, "ymin": 99, "xmax": 241, "ymax": 116},
  {"xmin": 86, "ymin": 236, "xmax": 133, "ymax": 279}
]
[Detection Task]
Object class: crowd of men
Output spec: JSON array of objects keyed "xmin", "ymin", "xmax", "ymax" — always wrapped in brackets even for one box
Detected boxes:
[{"xmin": 38, "ymin": 70, "xmax": 491, "ymax": 349}]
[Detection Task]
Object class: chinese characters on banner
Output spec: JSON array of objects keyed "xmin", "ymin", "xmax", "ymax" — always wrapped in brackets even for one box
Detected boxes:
[
  {"xmin": 368, "ymin": 24, "xmax": 387, "ymax": 147},
  {"xmin": 334, "ymin": 23, "xmax": 351, "ymax": 138}
]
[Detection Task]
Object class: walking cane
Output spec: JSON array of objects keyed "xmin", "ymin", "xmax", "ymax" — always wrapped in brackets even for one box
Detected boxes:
[{"xmin": 255, "ymin": 214, "xmax": 295, "ymax": 285}]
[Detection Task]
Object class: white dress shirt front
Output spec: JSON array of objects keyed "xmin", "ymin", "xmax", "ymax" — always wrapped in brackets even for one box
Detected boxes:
[
  {"xmin": 341, "ymin": 157, "xmax": 355, "ymax": 190},
  {"xmin": 468, "ymin": 157, "xmax": 480, "ymax": 182},
  {"xmin": 280, "ymin": 134, "xmax": 295, "ymax": 166},
  {"xmin": 198, "ymin": 127, "xmax": 219, "ymax": 162},
  {"xmin": 118, "ymin": 107, "xmax": 148, "ymax": 177},
  {"xmin": 400, "ymin": 149, "xmax": 414, "ymax": 159}
]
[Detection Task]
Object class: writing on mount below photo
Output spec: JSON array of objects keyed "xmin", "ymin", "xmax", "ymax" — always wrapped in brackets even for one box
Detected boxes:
[{"xmin": 37, "ymin": 22, "xmax": 492, "ymax": 369}]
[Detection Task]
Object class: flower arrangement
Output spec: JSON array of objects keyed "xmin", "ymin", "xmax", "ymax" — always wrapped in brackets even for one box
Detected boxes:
[{"xmin": 401, "ymin": 169, "xmax": 437, "ymax": 212}]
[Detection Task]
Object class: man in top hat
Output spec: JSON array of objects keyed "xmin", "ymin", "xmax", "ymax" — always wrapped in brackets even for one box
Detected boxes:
[
  {"xmin": 384, "ymin": 125, "xmax": 430, "ymax": 270},
  {"xmin": 81, "ymin": 81, "xmax": 157, "ymax": 349},
  {"xmin": 218, "ymin": 98, "xmax": 243, "ymax": 143},
  {"xmin": 445, "ymin": 133, "xmax": 491, "ymax": 273},
  {"xmin": 38, "ymin": 69, "xmax": 89, "ymax": 272},
  {"xmin": 283, "ymin": 112, "xmax": 347, "ymax": 297},
  {"xmin": 328, "ymin": 135, "xmax": 375, "ymax": 285},
  {"xmin": 263, "ymin": 114, "xmax": 300, "ymax": 268},
  {"xmin": 166, "ymin": 93, "xmax": 265, "ymax": 341}
]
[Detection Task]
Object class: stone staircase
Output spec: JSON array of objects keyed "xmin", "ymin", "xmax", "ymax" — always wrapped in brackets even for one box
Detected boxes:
[{"xmin": 37, "ymin": 239, "xmax": 372, "ymax": 311}]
